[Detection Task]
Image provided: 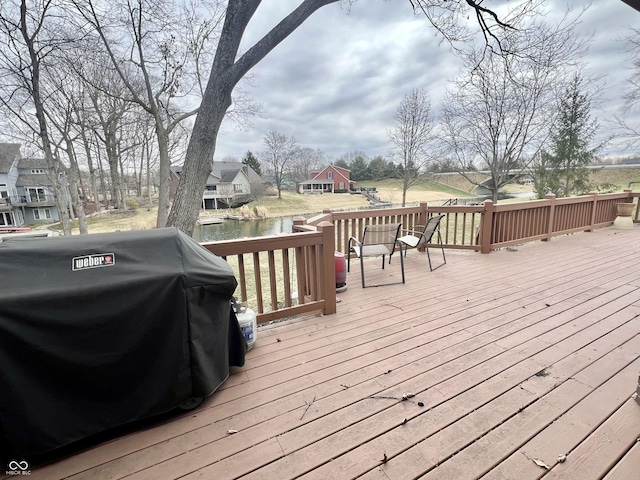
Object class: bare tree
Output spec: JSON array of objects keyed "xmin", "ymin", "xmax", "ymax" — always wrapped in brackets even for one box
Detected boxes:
[
  {"xmin": 261, "ymin": 130, "xmax": 297, "ymax": 199},
  {"xmin": 616, "ymin": 28, "xmax": 640, "ymax": 150},
  {"xmin": 43, "ymin": 73, "xmax": 89, "ymax": 234},
  {"xmin": 167, "ymin": 0, "xmax": 521, "ymax": 236},
  {"xmin": 388, "ymin": 88, "xmax": 437, "ymax": 207},
  {"xmin": 0, "ymin": 0, "xmax": 73, "ymax": 234},
  {"xmin": 287, "ymin": 146, "xmax": 326, "ymax": 186},
  {"xmin": 410, "ymin": 0, "xmax": 544, "ymax": 58},
  {"xmin": 71, "ymin": 0, "xmax": 224, "ymax": 227},
  {"xmin": 441, "ymin": 10, "xmax": 588, "ymax": 202}
]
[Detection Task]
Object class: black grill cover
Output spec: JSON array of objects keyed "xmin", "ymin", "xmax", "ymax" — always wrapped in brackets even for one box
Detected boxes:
[{"xmin": 0, "ymin": 227, "xmax": 246, "ymax": 458}]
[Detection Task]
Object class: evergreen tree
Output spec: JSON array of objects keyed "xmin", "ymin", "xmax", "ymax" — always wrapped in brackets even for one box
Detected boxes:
[
  {"xmin": 333, "ymin": 159, "xmax": 349, "ymax": 169},
  {"xmin": 349, "ymin": 155, "xmax": 370, "ymax": 181},
  {"xmin": 546, "ymin": 74, "xmax": 600, "ymax": 197},
  {"xmin": 242, "ymin": 150, "xmax": 262, "ymax": 177},
  {"xmin": 530, "ymin": 150, "xmax": 554, "ymax": 199}
]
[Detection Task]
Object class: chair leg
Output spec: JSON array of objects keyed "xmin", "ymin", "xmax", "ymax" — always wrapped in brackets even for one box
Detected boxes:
[
  {"xmin": 427, "ymin": 231, "xmax": 446, "ymax": 271},
  {"xmin": 438, "ymin": 231, "xmax": 446, "ymax": 266},
  {"xmin": 399, "ymin": 245, "xmax": 405, "ymax": 284},
  {"xmin": 381, "ymin": 255, "xmax": 385, "ymax": 270},
  {"xmin": 360, "ymin": 255, "xmax": 366, "ymax": 288}
]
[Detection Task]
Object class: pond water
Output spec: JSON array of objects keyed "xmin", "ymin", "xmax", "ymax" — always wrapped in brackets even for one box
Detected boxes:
[{"xmin": 192, "ymin": 216, "xmax": 296, "ymax": 243}]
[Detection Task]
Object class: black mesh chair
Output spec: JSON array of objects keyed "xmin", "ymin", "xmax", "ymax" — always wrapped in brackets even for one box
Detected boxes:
[
  {"xmin": 397, "ymin": 214, "xmax": 446, "ymax": 271},
  {"xmin": 348, "ymin": 223, "xmax": 404, "ymax": 288}
]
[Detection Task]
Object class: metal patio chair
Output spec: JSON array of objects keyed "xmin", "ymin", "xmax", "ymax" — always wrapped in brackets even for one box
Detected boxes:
[
  {"xmin": 397, "ymin": 214, "xmax": 446, "ymax": 271},
  {"xmin": 347, "ymin": 222, "xmax": 404, "ymax": 288}
]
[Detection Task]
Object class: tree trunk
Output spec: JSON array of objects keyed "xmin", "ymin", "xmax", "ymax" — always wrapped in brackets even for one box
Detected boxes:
[
  {"xmin": 63, "ymin": 138, "xmax": 88, "ymax": 234},
  {"xmin": 167, "ymin": 0, "xmax": 338, "ymax": 235},
  {"xmin": 19, "ymin": 0, "xmax": 72, "ymax": 235},
  {"xmin": 155, "ymin": 122, "xmax": 171, "ymax": 228},
  {"xmin": 96, "ymin": 149, "xmax": 110, "ymax": 210},
  {"xmin": 81, "ymin": 132, "xmax": 101, "ymax": 212}
]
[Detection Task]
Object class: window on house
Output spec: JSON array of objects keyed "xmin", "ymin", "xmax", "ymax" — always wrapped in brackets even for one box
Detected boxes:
[
  {"xmin": 27, "ymin": 187, "xmax": 47, "ymax": 202},
  {"xmin": 339, "ymin": 182, "xmax": 345, "ymax": 190},
  {"xmin": 0, "ymin": 212, "xmax": 14, "ymax": 226},
  {"xmin": 234, "ymin": 184, "xmax": 243, "ymax": 193},
  {"xmin": 327, "ymin": 172, "xmax": 333, "ymax": 179},
  {"xmin": 31, "ymin": 169, "xmax": 46, "ymax": 174},
  {"xmin": 33, "ymin": 208, "xmax": 51, "ymax": 220},
  {"xmin": 205, "ymin": 185, "xmax": 216, "ymax": 191}
]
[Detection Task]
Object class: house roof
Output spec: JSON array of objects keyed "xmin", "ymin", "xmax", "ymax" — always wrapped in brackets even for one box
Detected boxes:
[
  {"xmin": 220, "ymin": 169, "xmax": 242, "ymax": 183},
  {"xmin": 18, "ymin": 157, "xmax": 49, "ymax": 170},
  {"xmin": 311, "ymin": 165, "xmax": 353, "ymax": 184},
  {"xmin": 0, "ymin": 143, "xmax": 21, "ymax": 174},
  {"xmin": 171, "ymin": 161, "xmax": 262, "ymax": 186},
  {"xmin": 16, "ymin": 173, "xmax": 53, "ymax": 187}
]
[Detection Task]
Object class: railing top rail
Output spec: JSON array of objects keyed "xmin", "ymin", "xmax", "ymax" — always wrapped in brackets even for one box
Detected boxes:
[
  {"xmin": 330, "ymin": 204, "xmax": 423, "ymax": 220},
  {"xmin": 202, "ymin": 230, "xmax": 322, "ymax": 256},
  {"xmin": 306, "ymin": 212, "xmax": 332, "ymax": 226},
  {"xmin": 425, "ymin": 204, "xmax": 485, "ymax": 213}
]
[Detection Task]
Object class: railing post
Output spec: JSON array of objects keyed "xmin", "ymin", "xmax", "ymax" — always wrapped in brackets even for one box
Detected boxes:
[
  {"xmin": 293, "ymin": 216, "xmax": 307, "ymax": 232},
  {"xmin": 418, "ymin": 202, "xmax": 428, "ymax": 225},
  {"xmin": 587, "ymin": 191, "xmax": 598, "ymax": 232},
  {"xmin": 318, "ymin": 221, "xmax": 336, "ymax": 315},
  {"xmin": 543, "ymin": 194, "xmax": 556, "ymax": 242},
  {"xmin": 418, "ymin": 202, "xmax": 428, "ymax": 252},
  {"xmin": 480, "ymin": 200, "xmax": 494, "ymax": 254}
]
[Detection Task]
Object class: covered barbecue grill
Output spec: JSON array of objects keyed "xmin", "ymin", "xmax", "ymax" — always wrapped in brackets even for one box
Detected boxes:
[{"xmin": 0, "ymin": 227, "xmax": 246, "ymax": 458}]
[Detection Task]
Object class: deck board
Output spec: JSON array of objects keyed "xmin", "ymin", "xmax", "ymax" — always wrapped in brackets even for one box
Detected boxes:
[{"xmin": 13, "ymin": 226, "xmax": 640, "ymax": 480}]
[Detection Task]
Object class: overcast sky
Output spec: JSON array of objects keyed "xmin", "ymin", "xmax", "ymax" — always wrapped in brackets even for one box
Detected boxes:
[{"xmin": 213, "ymin": 0, "xmax": 640, "ymax": 162}]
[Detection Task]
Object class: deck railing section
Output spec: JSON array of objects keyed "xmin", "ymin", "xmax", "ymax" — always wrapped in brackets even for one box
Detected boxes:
[
  {"xmin": 306, "ymin": 203, "xmax": 429, "ymax": 253},
  {"xmin": 199, "ymin": 191, "xmax": 637, "ymax": 323},
  {"xmin": 201, "ymin": 222, "xmax": 336, "ymax": 325},
  {"xmin": 481, "ymin": 191, "xmax": 637, "ymax": 252}
]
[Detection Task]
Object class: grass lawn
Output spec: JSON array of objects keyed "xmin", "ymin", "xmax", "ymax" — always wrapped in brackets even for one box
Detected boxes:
[
  {"xmin": 242, "ymin": 190, "xmax": 370, "ymax": 216},
  {"xmin": 356, "ymin": 179, "xmax": 473, "ymax": 204}
]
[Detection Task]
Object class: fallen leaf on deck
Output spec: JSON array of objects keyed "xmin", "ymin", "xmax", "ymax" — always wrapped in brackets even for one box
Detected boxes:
[
  {"xmin": 533, "ymin": 459, "xmax": 550, "ymax": 470},
  {"xmin": 557, "ymin": 454, "xmax": 567, "ymax": 463},
  {"xmin": 227, "ymin": 429, "xmax": 238, "ymax": 434}
]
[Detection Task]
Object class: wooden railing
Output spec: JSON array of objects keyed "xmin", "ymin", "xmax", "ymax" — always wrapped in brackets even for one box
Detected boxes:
[
  {"xmin": 201, "ymin": 222, "xmax": 336, "ymax": 325},
  {"xmin": 200, "ymin": 191, "xmax": 637, "ymax": 324},
  {"xmin": 298, "ymin": 192, "xmax": 638, "ymax": 255},
  {"xmin": 479, "ymin": 191, "xmax": 638, "ymax": 253}
]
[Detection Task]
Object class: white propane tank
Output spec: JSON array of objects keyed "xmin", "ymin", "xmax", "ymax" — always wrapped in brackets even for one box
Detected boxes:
[{"xmin": 235, "ymin": 301, "xmax": 257, "ymax": 350}]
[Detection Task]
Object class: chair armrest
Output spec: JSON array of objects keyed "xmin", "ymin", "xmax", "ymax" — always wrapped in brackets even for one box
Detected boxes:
[
  {"xmin": 403, "ymin": 225, "xmax": 425, "ymax": 232},
  {"xmin": 348, "ymin": 236, "xmax": 362, "ymax": 249}
]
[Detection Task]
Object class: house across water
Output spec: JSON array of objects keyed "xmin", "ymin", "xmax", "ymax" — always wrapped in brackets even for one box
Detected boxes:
[{"xmin": 0, "ymin": 143, "xmax": 59, "ymax": 228}]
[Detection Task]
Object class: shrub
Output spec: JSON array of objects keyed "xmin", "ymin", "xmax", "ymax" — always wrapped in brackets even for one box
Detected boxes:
[
  {"xmin": 125, "ymin": 197, "xmax": 139, "ymax": 209},
  {"xmin": 253, "ymin": 205, "xmax": 268, "ymax": 218},
  {"xmin": 239, "ymin": 205, "xmax": 253, "ymax": 219}
]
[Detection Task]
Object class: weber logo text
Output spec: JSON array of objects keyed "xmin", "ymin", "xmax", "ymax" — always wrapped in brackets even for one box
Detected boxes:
[{"xmin": 72, "ymin": 253, "xmax": 116, "ymax": 271}]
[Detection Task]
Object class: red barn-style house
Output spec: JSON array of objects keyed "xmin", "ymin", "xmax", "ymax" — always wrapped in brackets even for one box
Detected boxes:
[{"xmin": 297, "ymin": 165, "xmax": 355, "ymax": 194}]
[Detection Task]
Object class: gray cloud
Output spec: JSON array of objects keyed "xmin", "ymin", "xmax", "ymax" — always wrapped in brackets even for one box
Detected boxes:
[{"xmin": 215, "ymin": 0, "xmax": 640, "ymax": 161}]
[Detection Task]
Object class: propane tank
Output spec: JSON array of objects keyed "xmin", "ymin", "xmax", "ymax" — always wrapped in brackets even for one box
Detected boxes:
[{"xmin": 234, "ymin": 300, "xmax": 257, "ymax": 350}]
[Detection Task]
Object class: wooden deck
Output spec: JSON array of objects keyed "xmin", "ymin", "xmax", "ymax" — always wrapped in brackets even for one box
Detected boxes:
[{"xmin": 17, "ymin": 226, "xmax": 640, "ymax": 480}]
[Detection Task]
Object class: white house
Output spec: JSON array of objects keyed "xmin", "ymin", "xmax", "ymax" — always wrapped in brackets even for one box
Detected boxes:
[
  {"xmin": 170, "ymin": 161, "xmax": 263, "ymax": 210},
  {"xmin": 0, "ymin": 143, "xmax": 59, "ymax": 227}
]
